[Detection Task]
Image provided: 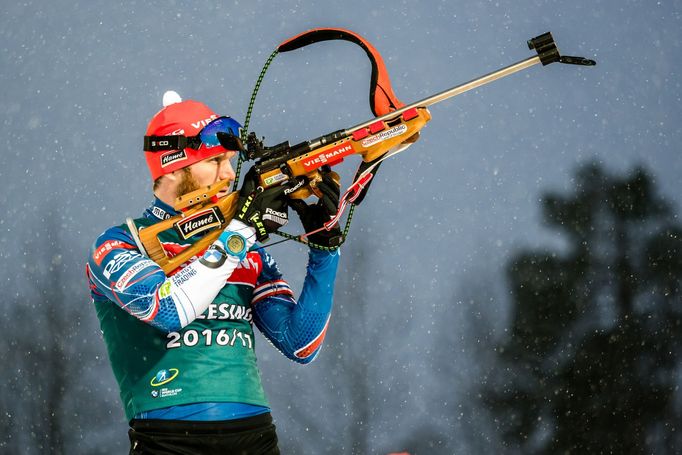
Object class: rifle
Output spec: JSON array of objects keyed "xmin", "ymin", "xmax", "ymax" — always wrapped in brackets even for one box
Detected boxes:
[{"xmin": 133, "ymin": 29, "xmax": 595, "ymax": 274}]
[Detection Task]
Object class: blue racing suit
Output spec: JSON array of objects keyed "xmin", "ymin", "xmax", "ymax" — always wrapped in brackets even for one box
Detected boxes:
[{"xmin": 86, "ymin": 197, "xmax": 339, "ymax": 421}]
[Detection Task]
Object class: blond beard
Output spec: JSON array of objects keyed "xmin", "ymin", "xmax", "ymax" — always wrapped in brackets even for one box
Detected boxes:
[{"xmin": 175, "ymin": 168, "xmax": 201, "ymax": 198}]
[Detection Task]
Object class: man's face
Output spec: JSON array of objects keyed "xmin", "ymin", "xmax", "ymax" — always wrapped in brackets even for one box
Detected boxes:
[{"xmin": 176, "ymin": 151, "xmax": 236, "ymax": 198}]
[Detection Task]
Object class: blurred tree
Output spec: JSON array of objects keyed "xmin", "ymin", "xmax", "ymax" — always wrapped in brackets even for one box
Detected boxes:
[
  {"xmin": 327, "ymin": 237, "xmax": 372, "ymax": 455},
  {"xmin": 0, "ymin": 207, "xmax": 111, "ymax": 454},
  {"xmin": 1, "ymin": 210, "xmax": 67, "ymax": 454},
  {"xmin": 482, "ymin": 163, "xmax": 682, "ymax": 454}
]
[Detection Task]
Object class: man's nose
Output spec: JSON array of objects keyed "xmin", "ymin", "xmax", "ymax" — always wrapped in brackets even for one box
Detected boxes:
[{"xmin": 219, "ymin": 159, "xmax": 236, "ymax": 181}]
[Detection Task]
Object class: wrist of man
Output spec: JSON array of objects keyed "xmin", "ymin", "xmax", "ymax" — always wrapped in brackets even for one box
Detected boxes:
[
  {"xmin": 224, "ymin": 219, "xmax": 256, "ymax": 244},
  {"xmin": 215, "ymin": 220, "xmax": 256, "ymax": 262}
]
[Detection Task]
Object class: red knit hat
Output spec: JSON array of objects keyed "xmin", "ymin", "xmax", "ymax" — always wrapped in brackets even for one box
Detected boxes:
[{"xmin": 144, "ymin": 92, "xmax": 232, "ymax": 181}]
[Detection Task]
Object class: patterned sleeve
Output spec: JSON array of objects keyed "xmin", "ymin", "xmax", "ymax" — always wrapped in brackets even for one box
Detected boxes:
[
  {"xmin": 251, "ymin": 248, "xmax": 340, "ymax": 364},
  {"xmin": 86, "ymin": 221, "xmax": 254, "ymax": 333}
]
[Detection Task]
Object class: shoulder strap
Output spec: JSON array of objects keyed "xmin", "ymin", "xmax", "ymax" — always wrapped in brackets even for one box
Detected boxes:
[
  {"xmin": 277, "ymin": 28, "xmax": 404, "ymax": 117},
  {"xmin": 125, "ymin": 217, "xmax": 150, "ymax": 257}
]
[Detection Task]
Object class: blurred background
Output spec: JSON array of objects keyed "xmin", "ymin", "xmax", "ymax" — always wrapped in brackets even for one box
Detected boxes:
[{"xmin": 1, "ymin": 0, "xmax": 681, "ymax": 453}]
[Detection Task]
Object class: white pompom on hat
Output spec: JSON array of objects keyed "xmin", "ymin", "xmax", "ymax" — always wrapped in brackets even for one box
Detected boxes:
[{"xmin": 162, "ymin": 90, "xmax": 183, "ymax": 107}]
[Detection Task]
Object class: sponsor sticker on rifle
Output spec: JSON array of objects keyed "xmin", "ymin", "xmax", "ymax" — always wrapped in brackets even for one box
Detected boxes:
[
  {"xmin": 173, "ymin": 207, "xmax": 225, "ymax": 240},
  {"xmin": 301, "ymin": 142, "xmax": 355, "ymax": 171},
  {"xmin": 360, "ymin": 124, "xmax": 408, "ymax": 148},
  {"xmin": 263, "ymin": 172, "xmax": 288, "ymax": 187}
]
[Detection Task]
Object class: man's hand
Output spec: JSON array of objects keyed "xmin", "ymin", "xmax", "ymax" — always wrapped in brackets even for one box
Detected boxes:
[
  {"xmin": 290, "ymin": 169, "xmax": 343, "ymax": 249},
  {"xmin": 236, "ymin": 167, "xmax": 292, "ymax": 242}
]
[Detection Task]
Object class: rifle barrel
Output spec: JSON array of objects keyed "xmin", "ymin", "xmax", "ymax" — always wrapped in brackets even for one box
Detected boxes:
[{"xmin": 346, "ymin": 55, "xmax": 542, "ymax": 135}]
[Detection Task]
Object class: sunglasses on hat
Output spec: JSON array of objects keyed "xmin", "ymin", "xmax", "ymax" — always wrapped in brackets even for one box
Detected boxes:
[{"xmin": 144, "ymin": 116, "xmax": 243, "ymax": 153}]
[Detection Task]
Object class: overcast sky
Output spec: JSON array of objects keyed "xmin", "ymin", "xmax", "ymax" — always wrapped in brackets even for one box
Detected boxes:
[{"xmin": 1, "ymin": 0, "xmax": 680, "ymax": 452}]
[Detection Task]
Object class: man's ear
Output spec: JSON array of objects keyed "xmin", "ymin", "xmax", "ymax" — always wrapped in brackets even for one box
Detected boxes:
[
  {"xmin": 153, "ymin": 170, "xmax": 181, "ymax": 196},
  {"xmin": 164, "ymin": 168, "xmax": 185, "ymax": 183}
]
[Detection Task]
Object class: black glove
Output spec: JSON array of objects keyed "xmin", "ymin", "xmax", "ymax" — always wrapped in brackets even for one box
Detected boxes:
[
  {"xmin": 236, "ymin": 167, "xmax": 292, "ymax": 242},
  {"xmin": 289, "ymin": 169, "xmax": 343, "ymax": 249}
]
